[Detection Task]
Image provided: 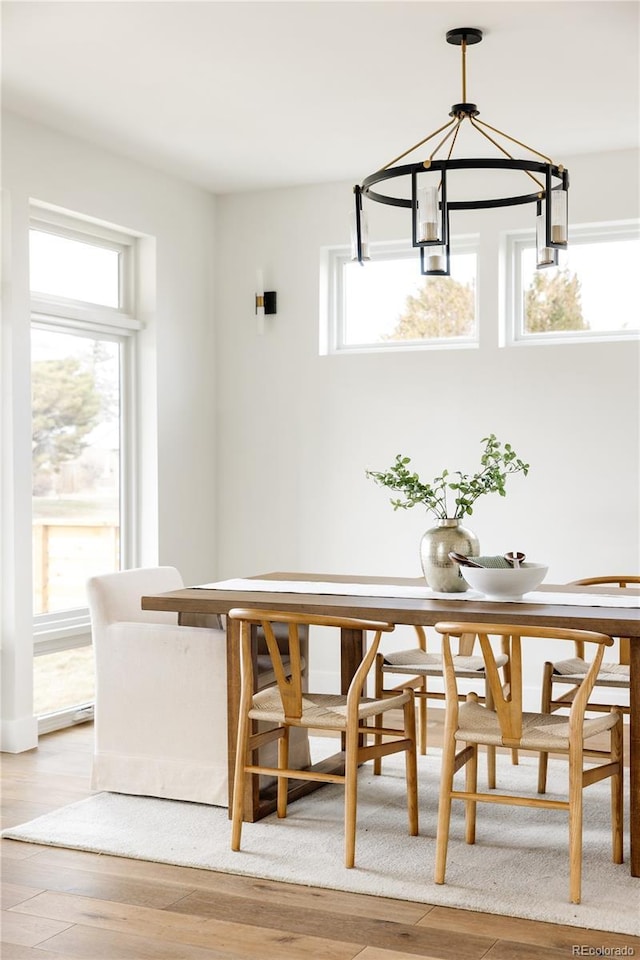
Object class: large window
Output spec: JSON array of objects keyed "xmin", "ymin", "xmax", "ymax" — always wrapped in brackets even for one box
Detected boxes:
[
  {"xmin": 507, "ymin": 222, "xmax": 640, "ymax": 343},
  {"xmin": 30, "ymin": 208, "xmax": 141, "ymax": 731},
  {"xmin": 323, "ymin": 239, "xmax": 479, "ymax": 354}
]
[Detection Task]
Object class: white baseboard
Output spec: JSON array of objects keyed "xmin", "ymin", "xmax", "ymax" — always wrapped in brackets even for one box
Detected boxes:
[{"xmin": 0, "ymin": 714, "xmax": 38, "ymax": 753}]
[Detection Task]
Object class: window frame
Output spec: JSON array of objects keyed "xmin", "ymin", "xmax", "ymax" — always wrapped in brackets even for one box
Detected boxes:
[
  {"xmin": 30, "ymin": 211, "xmax": 141, "ymax": 331},
  {"xmin": 29, "ymin": 206, "xmax": 141, "ymax": 729},
  {"xmin": 505, "ymin": 220, "xmax": 640, "ymax": 346},
  {"xmin": 322, "ymin": 236, "xmax": 480, "ymax": 356}
]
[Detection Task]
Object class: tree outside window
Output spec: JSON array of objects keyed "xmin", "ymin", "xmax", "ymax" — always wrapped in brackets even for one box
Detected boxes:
[
  {"xmin": 514, "ymin": 230, "xmax": 639, "ymax": 339},
  {"xmin": 32, "ymin": 355, "xmax": 102, "ymax": 496},
  {"xmin": 32, "ymin": 327, "xmax": 121, "ymax": 617},
  {"xmin": 524, "ymin": 269, "xmax": 586, "ymax": 333},
  {"xmin": 385, "ymin": 276, "xmax": 475, "ymax": 341}
]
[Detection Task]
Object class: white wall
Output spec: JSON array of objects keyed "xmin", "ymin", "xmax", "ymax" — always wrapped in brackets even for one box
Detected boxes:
[
  {"xmin": 214, "ymin": 149, "xmax": 640, "ymax": 704},
  {"xmin": 1, "ymin": 112, "xmax": 218, "ymax": 750},
  {"xmin": 1, "ymin": 110, "xmax": 637, "ymax": 747}
]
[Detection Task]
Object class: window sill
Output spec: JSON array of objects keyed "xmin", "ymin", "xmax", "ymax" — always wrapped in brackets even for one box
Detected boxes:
[{"xmin": 34, "ymin": 610, "xmax": 92, "ymax": 654}]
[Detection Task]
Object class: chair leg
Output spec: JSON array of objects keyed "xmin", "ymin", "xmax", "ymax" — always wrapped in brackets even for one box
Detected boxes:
[
  {"xmin": 403, "ymin": 693, "xmax": 419, "ymax": 836},
  {"xmin": 434, "ymin": 732, "xmax": 457, "ymax": 884},
  {"xmin": 231, "ymin": 710, "xmax": 251, "ymax": 852},
  {"xmin": 537, "ymin": 662, "xmax": 554, "ymax": 794},
  {"xmin": 610, "ymin": 710, "xmax": 624, "ymax": 864},
  {"xmin": 373, "ymin": 655, "xmax": 384, "ymax": 776},
  {"xmin": 486, "ymin": 746, "xmax": 496, "ymax": 789},
  {"xmin": 484, "ymin": 683, "xmax": 496, "ymax": 789},
  {"xmin": 465, "ymin": 742, "xmax": 478, "ymax": 845},
  {"xmin": 344, "ymin": 726, "xmax": 360, "ymax": 868},
  {"xmin": 277, "ymin": 726, "xmax": 290, "ymax": 819},
  {"xmin": 568, "ymin": 743, "xmax": 584, "ymax": 905},
  {"xmin": 419, "ymin": 679, "xmax": 427, "ymax": 755},
  {"xmin": 499, "ymin": 644, "xmax": 519, "ymax": 767}
]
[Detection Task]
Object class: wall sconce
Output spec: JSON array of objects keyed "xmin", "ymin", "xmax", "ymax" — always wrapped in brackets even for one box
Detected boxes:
[{"xmin": 255, "ymin": 270, "xmax": 277, "ymax": 334}]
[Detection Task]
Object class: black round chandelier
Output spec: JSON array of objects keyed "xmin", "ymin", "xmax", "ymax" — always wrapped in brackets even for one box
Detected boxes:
[{"xmin": 351, "ymin": 27, "xmax": 569, "ymax": 276}]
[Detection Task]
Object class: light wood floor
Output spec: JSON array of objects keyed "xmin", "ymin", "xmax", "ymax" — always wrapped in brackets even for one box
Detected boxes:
[{"xmin": 1, "ymin": 720, "xmax": 638, "ymax": 960}]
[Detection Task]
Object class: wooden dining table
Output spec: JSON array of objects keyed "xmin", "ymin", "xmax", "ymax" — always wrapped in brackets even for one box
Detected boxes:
[{"xmin": 141, "ymin": 571, "xmax": 640, "ymax": 877}]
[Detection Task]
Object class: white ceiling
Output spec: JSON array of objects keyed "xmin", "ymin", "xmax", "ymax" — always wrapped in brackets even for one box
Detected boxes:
[{"xmin": 2, "ymin": 1, "xmax": 638, "ymax": 194}]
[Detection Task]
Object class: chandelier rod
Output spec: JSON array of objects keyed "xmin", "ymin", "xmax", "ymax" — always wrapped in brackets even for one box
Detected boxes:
[
  {"xmin": 461, "ymin": 38, "xmax": 468, "ymax": 102},
  {"xmin": 425, "ymin": 117, "xmax": 465, "ymax": 166},
  {"xmin": 469, "ymin": 118, "xmax": 545, "ymax": 191},
  {"xmin": 380, "ymin": 27, "xmax": 553, "ymax": 180},
  {"xmin": 445, "ymin": 122, "xmax": 461, "ymax": 162},
  {"xmin": 437, "ymin": 118, "xmax": 462, "ymax": 193},
  {"xmin": 380, "ymin": 117, "xmax": 458, "ymax": 173},
  {"xmin": 472, "ymin": 115, "xmax": 554, "ymax": 165}
]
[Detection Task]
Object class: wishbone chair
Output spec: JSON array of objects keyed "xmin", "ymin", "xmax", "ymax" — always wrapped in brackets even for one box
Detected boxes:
[
  {"xmin": 229, "ymin": 608, "xmax": 419, "ymax": 868},
  {"xmin": 433, "ymin": 620, "xmax": 623, "ymax": 905}
]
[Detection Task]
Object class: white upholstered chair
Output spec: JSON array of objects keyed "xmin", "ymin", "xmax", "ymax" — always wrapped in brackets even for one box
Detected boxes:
[
  {"xmin": 87, "ymin": 566, "xmax": 310, "ymax": 806},
  {"xmin": 88, "ymin": 566, "xmax": 229, "ymax": 804}
]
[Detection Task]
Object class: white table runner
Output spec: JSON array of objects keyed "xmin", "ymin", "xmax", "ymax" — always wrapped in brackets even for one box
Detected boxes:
[{"xmin": 195, "ymin": 578, "xmax": 640, "ymax": 609}]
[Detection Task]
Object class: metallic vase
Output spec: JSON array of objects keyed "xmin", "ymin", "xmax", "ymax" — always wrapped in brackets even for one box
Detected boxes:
[{"xmin": 420, "ymin": 519, "xmax": 480, "ymax": 592}]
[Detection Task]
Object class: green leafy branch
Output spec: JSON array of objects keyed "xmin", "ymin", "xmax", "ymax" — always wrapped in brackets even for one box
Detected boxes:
[{"xmin": 366, "ymin": 434, "xmax": 529, "ymax": 520}]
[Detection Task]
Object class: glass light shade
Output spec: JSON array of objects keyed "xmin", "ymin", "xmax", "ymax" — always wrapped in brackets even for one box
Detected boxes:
[
  {"xmin": 536, "ymin": 213, "xmax": 557, "ymax": 268},
  {"xmin": 423, "ymin": 246, "xmax": 447, "ymax": 274},
  {"xmin": 417, "ymin": 186, "xmax": 441, "ymax": 243},
  {"xmin": 551, "ymin": 189, "xmax": 568, "ymax": 245}
]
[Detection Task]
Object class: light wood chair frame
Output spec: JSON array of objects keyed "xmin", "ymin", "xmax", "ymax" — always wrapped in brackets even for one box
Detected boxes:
[
  {"xmin": 433, "ymin": 620, "xmax": 624, "ymax": 905},
  {"xmin": 538, "ymin": 575, "xmax": 637, "ymax": 793},
  {"xmin": 229, "ymin": 608, "xmax": 419, "ymax": 868},
  {"xmin": 374, "ymin": 624, "xmax": 516, "ymax": 788}
]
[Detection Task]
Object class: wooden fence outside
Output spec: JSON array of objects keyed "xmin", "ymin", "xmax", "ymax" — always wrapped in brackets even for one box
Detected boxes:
[{"xmin": 33, "ymin": 521, "xmax": 120, "ymax": 614}]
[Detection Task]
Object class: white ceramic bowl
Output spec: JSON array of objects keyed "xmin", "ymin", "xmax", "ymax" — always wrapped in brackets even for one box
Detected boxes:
[{"xmin": 460, "ymin": 562, "xmax": 548, "ymax": 600}]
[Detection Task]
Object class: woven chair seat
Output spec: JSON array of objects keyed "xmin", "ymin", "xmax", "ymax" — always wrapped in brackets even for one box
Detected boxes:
[
  {"xmin": 250, "ymin": 687, "xmax": 412, "ymax": 730},
  {"xmin": 381, "ymin": 647, "xmax": 508, "ymax": 677},
  {"xmin": 457, "ymin": 699, "xmax": 619, "ymax": 751},
  {"xmin": 551, "ymin": 657, "xmax": 629, "ymax": 687}
]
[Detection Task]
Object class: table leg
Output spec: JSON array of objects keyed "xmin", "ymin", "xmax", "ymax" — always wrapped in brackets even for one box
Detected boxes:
[
  {"xmin": 630, "ymin": 639, "xmax": 639, "ymax": 877},
  {"xmin": 226, "ymin": 621, "xmax": 366, "ymax": 823},
  {"xmin": 340, "ymin": 627, "xmax": 365, "ymax": 693},
  {"xmin": 225, "ymin": 616, "xmax": 245, "ymax": 814}
]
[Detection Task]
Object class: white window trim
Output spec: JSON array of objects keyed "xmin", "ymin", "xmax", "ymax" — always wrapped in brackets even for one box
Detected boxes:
[
  {"xmin": 504, "ymin": 220, "xmax": 640, "ymax": 346},
  {"xmin": 34, "ymin": 612, "xmax": 95, "ymax": 734},
  {"xmin": 34, "ymin": 609, "xmax": 93, "ymax": 654},
  {"xmin": 37, "ymin": 702, "xmax": 94, "ymax": 736},
  {"xmin": 322, "ymin": 236, "xmax": 480, "ymax": 356},
  {"xmin": 31, "ymin": 300, "xmax": 142, "ymax": 334},
  {"xmin": 27, "ymin": 205, "xmax": 145, "ymax": 734}
]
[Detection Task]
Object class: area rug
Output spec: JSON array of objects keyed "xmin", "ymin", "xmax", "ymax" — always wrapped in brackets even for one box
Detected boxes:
[{"xmin": 3, "ymin": 750, "xmax": 638, "ymax": 935}]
